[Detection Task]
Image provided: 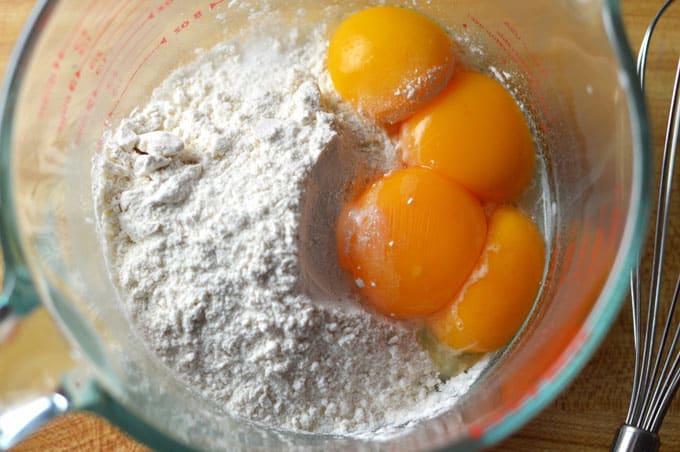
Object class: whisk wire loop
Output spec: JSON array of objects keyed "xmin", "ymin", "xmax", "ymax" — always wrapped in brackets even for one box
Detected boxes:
[
  {"xmin": 614, "ymin": 2, "xmax": 679, "ymax": 451},
  {"xmin": 630, "ymin": 57, "xmax": 680, "ymax": 431},
  {"xmin": 626, "ymin": 270, "xmax": 643, "ymax": 425},
  {"xmin": 649, "ymin": 276, "xmax": 680, "ymax": 432},
  {"xmin": 626, "ymin": 0, "xmax": 676, "ymax": 430}
]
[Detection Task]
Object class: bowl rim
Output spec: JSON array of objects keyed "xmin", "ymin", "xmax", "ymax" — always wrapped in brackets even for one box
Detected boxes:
[
  {"xmin": 0, "ymin": 0, "xmax": 651, "ymax": 450},
  {"xmin": 477, "ymin": 0, "xmax": 651, "ymax": 447}
]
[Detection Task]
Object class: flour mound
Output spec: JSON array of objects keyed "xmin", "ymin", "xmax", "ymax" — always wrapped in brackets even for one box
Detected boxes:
[{"xmin": 93, "ymin": 25, "xmax": 481, "ymax": 435}]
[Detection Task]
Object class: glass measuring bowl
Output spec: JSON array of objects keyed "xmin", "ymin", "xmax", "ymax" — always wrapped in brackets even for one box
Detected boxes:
[{"xmin": 0, "ymin": 0, "xmax": 649, "ymax": 450}]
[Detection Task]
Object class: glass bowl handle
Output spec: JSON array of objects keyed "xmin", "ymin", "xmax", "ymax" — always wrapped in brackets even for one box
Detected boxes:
[
  {"xmin": 0, "ymin": 280, "xmax": 69, "ymax": 450},
  {"xmin": 0, "ymin": 392, "xmax": 69, "ymax": 450}
]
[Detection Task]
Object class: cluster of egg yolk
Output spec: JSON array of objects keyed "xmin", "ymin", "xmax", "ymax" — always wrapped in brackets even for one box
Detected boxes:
[{"xmin": 330, "ymin": 6, "xmax": 544, "ymax": 353}]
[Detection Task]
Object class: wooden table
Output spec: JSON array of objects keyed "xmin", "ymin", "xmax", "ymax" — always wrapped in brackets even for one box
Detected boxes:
[{"xmin": 2, "ymin": 0, "xmax": 679, "ymax": 450}]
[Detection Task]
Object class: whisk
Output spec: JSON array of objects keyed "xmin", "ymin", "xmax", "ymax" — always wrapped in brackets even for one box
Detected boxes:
[{"xmin": 611, "ymin": 1, "xmax": 680, "ymax": 451}]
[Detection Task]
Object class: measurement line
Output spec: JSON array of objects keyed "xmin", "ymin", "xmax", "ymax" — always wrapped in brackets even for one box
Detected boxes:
[
  {"xmin": 76, "ymin": 9, "xmax": 162, "ymax": 143},
  {"xmin": 104, "ymin": 20, "xmax": 161, "ymax": 96},
  {"xmin": 91, "ymin": 3, "xmax": 163, "ymax": 92},
  {"xmin": 107, "ymin": 8, "xmax": 155, "ymax": 68},
  {"xmin": 59, "ymin": 0, "xmax": 101, "ymax": 58},
  {"xmin": 105, "ymin": 1, "xmax": 144, "ymax": 52},
  {"xmin": 76, "ymin": 23, "xmax": 160, "ymax": 145},
  {"xmin": 108, "ymin": 35, "xmax": 168, "ymax": 119},
  {"xmin": 37, "ymin": 73, "xmax": 57, "ymax": 118},
  {"xmin": 55, "ymin": 1, "xmax": 138, "ymax": 138},
  {"xmin": 573, "ymin": 231, "xmax": 592, "ymax": 280},
  {"xmin": 38, "ymin": 0, "xmax": 101, "ymax": 118},
  {"xmin": 88, "ymin": 0, "xmax": 115, "ymax": 37},
  {"xmin": 503, "ymin": 21, "xmax": 549, "ymax": 81},
  {"xmin": 75, "ymin": 0, "xmax": 133, "ymax": 77},
  {"xmin": 98, "ymin": 11, "xmax": 156, "ymax": 86}
]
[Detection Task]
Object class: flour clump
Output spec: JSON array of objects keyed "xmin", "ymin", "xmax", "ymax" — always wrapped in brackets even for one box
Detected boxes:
[{"xmin": 93, "ymin": 24, "xmax": 483, "ymax": 435}]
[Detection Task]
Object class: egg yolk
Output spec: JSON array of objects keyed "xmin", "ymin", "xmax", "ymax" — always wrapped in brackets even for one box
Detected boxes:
[
  {"xmin": 427, "ymin": 206, "xmax": 545, "ymax": 353},
  {"xmin": 336, "ymin": 167, "xmax": 487, "ymax": 319},
  {"xmin": 327, "ymin": 6, "xmax": 455, "ymax": 124},
  {"xmin": 400, "ymin": 71, "xmax": 535, "ymax": 202}
]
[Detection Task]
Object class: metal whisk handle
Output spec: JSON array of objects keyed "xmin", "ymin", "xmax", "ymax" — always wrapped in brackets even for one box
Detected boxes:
[{"xmin": 611, "ymin": 425, "xmax": 660, "ymax": 452}]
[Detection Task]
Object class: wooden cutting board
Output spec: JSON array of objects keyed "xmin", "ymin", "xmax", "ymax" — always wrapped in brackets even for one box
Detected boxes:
[{"xmin": 2, "ymin": 0, "xmax": 679, "ymax": 450}]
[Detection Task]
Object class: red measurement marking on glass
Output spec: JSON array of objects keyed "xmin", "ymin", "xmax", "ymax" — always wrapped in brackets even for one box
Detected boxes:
[
  {"xmin": 62, "ymin": 0, "xmax": 129, "ymax": 125},
  {"xmin": 55, "ymin": 0, "xmax": 101, "ymax": 62},
  {"xmin": 503, "ymin": 22, "xmax": 549, "ymax": 81},
  {"xmin": 146, "ymin": 0, "xmax": 174, "ymax": 21},
  {"xmin": 101, "ymin": 6, "xmax": 160, "ymax": 73},
  {"xmin": 75, "ymin": 24, "xmax": 162, "ymax": 145},
  {"xmin": 56, "ymin": 95, "xmax": 72, "ymax": 136},
  {"xmin": 542, "ymin": 328, "xmax": 588, "ymax": 384},
  {"xmin": 87, "ymin": 0, "xmax": 231, "ymax": 141},
  {"xmin": 108, "ymin": 36, "xmax": 168, "ymax": 119},
  {"xmin": 100, "ymin": 0, "xmax": 176, "ymax": 82},
  {"xmin": 588, "ymin": 215, "xmax": 607, "ymax": 274},
  {"xmin": 501, "ymin": 23, "xmax": 555, "ymax": 131},
  {"xmin": 59, "ymin": 0, "xmax": 135, "ymax": 138},
  {"xmin": 105, "ymin": 1, "xmax": 145, "ymax": 48},
  {"xmin": 73, "ymin": 0, "xmax": 132, "ymax": 80},
  {"xmin": 38, "ymin": 0, "xmax": 101, "ymax": 118},
  {"xmin": 497, "ymin": 29, "xmax": 554, "ymax": 132},
  {"xmin": 467, "ymin": 15, "xmax": 554, "ymax": 135},
  {"xmin": 71, "ymin": 29, "xmax": 94, "ymax": 63},
  {"xmin": 76, "ymin": 2, "xmax": 176, "ymax": 143},
  {"xmin": 40, "ymin": 73, "xmax": 57, "ymax": 107},
  {"xmin": 468, "ymin": 423, "xmax": 484, "ymax": 440},
  {"xmin": 103, "ymin": 20, "xmax": 161, "ymax": 95},
  {"xmin": 467, "ymin": 16, "xmax": 505, "ymax": 60},
  {"xmin": 101, "ymin": 0, "xmax": 225, "ymax": 120},
  {"xmin": 85, "ymin": 0, "xmax": 145, "ymax": 78},
  {"xmin": 576, "ymin": 206, "xmax": 615, "ymax": 285},
  {"xmin": 88, "ymin": 3, "xmax": 114, "ymax": 37},
  {"xmin": 88, "ymin": 50, "xmax": 107, "ymax": 76},
  {"xmin": 174, "ymin": 19, "xmax": 191, "ymax": 34},
  {"xmin": 573, "ymin": 227, "xmax": 595, "ymax": 281},
  {"xmin": 172, "ymin": 9, "xmax": 206, "ymax": 35},
  {"xmin": 557, "ymin": 224, "xmax": 578, "ymax": 287}
]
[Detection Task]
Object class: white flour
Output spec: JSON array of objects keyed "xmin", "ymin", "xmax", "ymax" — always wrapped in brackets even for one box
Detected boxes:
[{"xmin": 93, "ymin": 24, "xmax": 485, "ymax": 435}]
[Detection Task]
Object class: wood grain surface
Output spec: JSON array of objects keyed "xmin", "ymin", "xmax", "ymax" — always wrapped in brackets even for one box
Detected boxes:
[{"xmin": 2, "ymin": 0, "xmax": 680, "ymax": 450}]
